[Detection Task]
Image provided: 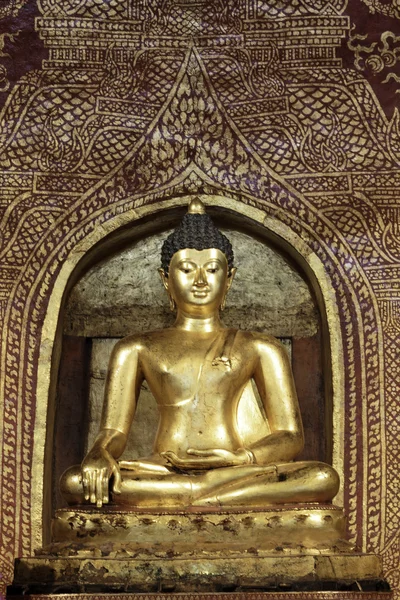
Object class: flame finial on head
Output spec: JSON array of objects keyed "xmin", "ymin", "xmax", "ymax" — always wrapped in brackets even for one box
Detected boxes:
[{"xmin": 187, "ymin": 198, "xmax": 206, "ymax": 215}]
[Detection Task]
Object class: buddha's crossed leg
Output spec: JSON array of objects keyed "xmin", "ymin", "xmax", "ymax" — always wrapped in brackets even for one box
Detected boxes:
[{"xmin": 61, "ymin": 460, "xmax": 339, "ymax": 508}]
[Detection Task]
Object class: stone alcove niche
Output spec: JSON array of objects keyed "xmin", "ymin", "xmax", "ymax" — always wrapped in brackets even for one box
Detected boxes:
[{"xmin": 51, "ymin": 202, "xmax": 334, "ymax": 514}]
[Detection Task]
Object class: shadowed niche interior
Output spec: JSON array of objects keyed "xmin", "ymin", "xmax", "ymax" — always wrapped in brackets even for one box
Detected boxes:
[{"xmin": 53, "ymin": 224, "xmax": 330, "ymax": 512}]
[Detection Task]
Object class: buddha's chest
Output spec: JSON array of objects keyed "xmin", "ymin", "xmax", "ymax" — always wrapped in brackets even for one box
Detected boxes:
[{"xmin": 141, "ymin": 339, "xmax": 250, "ymax": 405}]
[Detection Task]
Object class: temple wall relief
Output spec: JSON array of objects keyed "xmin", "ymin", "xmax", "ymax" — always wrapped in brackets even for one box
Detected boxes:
[{"xmin": 0, "ymin": 0, "xmax": 399, "ymax": 596}]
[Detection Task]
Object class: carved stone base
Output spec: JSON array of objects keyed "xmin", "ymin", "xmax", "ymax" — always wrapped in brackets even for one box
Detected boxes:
[
  {"xmin": 10, "ymin": 507, "xmax": 387, "ymax": 596},
  {"xmin": 13, "ymin": 553, "xmax": 384, "ymax": 592},
  {"xmin": 50, "ymin": 505, "xmax": 352, "ymax": 555}
]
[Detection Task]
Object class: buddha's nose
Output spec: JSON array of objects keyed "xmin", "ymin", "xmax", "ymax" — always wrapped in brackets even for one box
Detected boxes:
[{"xmin": 194, "ymin": 267, "xmax": 207, "ymax": 286}]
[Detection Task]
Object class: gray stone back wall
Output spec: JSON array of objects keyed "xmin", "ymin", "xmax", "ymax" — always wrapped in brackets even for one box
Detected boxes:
[{"xmin": 64, "ymin": 228, "xmax": 319, "ymax": 338}]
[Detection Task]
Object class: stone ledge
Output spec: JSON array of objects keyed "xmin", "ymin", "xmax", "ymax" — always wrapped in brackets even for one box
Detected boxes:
[
  {"xmin": 49, "ymin": 505, "xmax": 350, "ymax": 556},
  {"xmin": 14, "ymin": 554, "xmax": 382, "ymax": 591}
]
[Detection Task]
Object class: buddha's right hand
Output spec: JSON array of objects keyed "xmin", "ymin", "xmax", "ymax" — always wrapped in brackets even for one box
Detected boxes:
[{"xmin": 81, "ymin": 448, "xmax": 122, "ymax": 508}]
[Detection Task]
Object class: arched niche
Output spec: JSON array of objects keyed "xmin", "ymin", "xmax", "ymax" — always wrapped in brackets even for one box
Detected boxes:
[{"xmin": 33, "ymin": 195, "xmax": 344, "ymax": 546}]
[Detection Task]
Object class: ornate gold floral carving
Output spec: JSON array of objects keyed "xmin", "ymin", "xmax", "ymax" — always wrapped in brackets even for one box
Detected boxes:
[
  {"xmin": 0, "ymin": 0, "xmax": 398, "ymax": 597},
  {"xmin": 348, "ymin": 28, "xmax": 400, "ymax": 95}
]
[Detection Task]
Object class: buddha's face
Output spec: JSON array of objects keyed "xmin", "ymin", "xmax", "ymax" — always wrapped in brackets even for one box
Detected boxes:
[{"xmin": 160, "ymin": 248, "xmax": 235, "ymax": 315}]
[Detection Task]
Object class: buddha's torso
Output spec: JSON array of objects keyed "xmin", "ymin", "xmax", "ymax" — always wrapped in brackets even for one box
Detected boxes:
[{"xmin": 136, "ymin": 328, "xmax": 256, "ymax": 457}]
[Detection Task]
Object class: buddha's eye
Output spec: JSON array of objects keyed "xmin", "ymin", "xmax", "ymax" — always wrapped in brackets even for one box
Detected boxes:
[
  {"xmin": 179, "ymin": 263, "xmax": 194, "ymax": 274},
  {"xmin": 206, "ymin": 264, "xmax": 219, "ymax": 273}
]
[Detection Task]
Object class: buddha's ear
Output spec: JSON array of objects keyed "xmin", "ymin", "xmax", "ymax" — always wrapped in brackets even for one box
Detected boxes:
[
  {"xmin": 226, "ymin": 267, "xmax": 237, "ymax": 292},
  {"xmin": 158, "ymin": 268, "xmax": 169, "ymax": 291}
]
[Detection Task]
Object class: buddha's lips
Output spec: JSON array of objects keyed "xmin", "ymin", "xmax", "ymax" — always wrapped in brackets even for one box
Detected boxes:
[{"xmin": 192, "ymin": 288, "xmax": 210, "ymax": 297}]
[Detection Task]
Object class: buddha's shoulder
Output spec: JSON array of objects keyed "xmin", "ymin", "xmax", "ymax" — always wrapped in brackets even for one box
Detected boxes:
[
  {"xmin": 112, "ymin": 328, "xmax": 175, "ymax": 352},
  {"xmin": 236, "ymin": 330, "xmax": 287, "ymax": 355}
]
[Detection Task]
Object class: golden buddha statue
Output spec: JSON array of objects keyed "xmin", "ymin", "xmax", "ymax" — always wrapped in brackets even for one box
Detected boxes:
[{"xmin": 61, "ymin": 199, "xmax": 339, "ymax": 509}]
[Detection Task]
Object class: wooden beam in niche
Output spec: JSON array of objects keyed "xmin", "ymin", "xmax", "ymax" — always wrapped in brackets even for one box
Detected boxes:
[
  {"xmin": 53, "ymin": 335, "xmax": 92, "ymax": 511},
  {"xmin": 292, "ymin": 330, "xmax": 326, "ymax": 464}
]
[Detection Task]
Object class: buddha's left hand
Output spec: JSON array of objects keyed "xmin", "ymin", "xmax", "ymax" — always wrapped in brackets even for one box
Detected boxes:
[{"xmin": 162, "ymin": 447, "xmax": 254, "ymax": 469}]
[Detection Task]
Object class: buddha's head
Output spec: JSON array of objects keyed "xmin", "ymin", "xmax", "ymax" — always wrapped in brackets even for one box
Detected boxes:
[{"xmin": 159, "ymin": 200, "xmax": 236, "ymax": 315}]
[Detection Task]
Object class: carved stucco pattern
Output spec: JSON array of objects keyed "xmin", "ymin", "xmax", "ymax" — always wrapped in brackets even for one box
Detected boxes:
[{"xmin": 0, "ymin": 0, "xmax": 399, "ymax": 596}]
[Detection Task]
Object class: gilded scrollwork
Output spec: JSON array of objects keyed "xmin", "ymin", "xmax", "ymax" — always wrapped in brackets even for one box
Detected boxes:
[
  {"xmin": 251, "ymin": 0, "xmax": 347, "ymax": 18},
  {"xmin": 0, "ymin": 0, "xmax": 28, "ymax": 19},
  {"xmin": 0, "ymin": 0, "xmax": 399, "ymax": 597},
  {"xmin": 0, "ymin": 32, "xmax": 21, "ymax": 93},
  {"xmin": 348, "ymin": 28, "xmax": 400, "ymax": 94},
  {"xmin": 37, "ymin": 0, "xmax": 130, "ymax": 19},
  {"xmin": 359, "ymin": 0, "xmax": 400, "ymax": 18}
]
